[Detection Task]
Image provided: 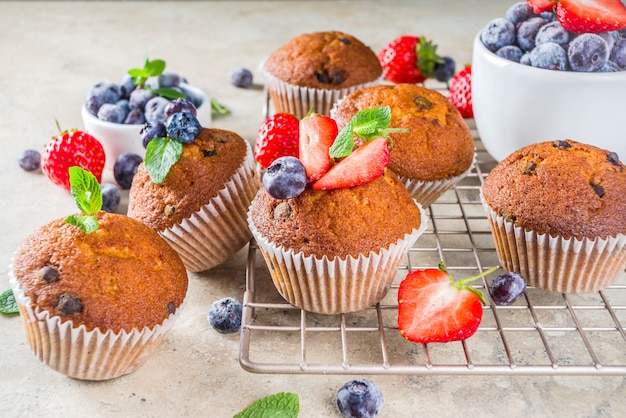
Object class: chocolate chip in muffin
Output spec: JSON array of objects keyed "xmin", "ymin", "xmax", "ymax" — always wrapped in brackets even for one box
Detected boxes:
[
  {"xmin": 315, "ymin": 69, "xmax": 346, "ymax": 86},
  {"xmin": 202, "ymin": 144, "xmax": 217, "ymax": 157},
  {"xmin": 338, "ymin": 37, "xmax": 351, "ymax": 45},
  {"xmin": 552, "ymin": 140, "xmax": 572, "ymax": 150},
  {"xmin": 164, "ymin": 204, "xmax": 176, "ymax": 217},
  {"xmin": 523, "ymin": 161, "xmax": 538, "ymax": 175},
  {"xmin": 590, "ymin": 182, "xmax": 605, "ymax": 198},
  {"xmin": 167, "ymin": 301, "xmax": 176, "ymax": 315},
  {"xmin": 37, "ymin": 265, "xmax": 59, "ymax": 284},
  {"xmin": 607, "ymin": 152, "xmax": 622, "ymax": 167},
  {"xmin": 274, "ymin": 202, "xmax": 293, "ymax": 222},
  {"xmin": 414, "ymin": 95, "xmax": 434, "ymax": 111},
  {"xmin": 56, "ymin": 293, "xmax": 83, "ymax": 315}
]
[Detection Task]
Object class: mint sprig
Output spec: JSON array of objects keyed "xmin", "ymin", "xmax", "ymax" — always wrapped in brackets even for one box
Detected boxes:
[
  {"xmin": 329, "ymin": 106, "xmax": 409, "ymax": 159},
  {"xmin": 0, "ymin": 289, "xmax": 19, "ymax": 315},
  {"xmin": 145, "ymin": 137, "xmax": 183, "ymax": 185},
  {"xmin": 234, "ymin": 392, "xmax": 299, "ymax": 418},
  {"xmin": 64, "ymin": 167, "xmax": 102, "ymax": 234},
  {"xmin": 127, "ymin": 57, "xmax": 186, "ymax": 100}
]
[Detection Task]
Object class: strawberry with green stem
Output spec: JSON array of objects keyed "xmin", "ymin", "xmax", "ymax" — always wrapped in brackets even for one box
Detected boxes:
[{"xmin": 378, "ymin": 36, "xmax": 442, "ymax": 84}]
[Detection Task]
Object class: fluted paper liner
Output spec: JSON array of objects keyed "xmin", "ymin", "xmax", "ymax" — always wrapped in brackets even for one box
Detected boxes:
[
  {"xmin": 9, "ymin": 271, "xmax": 186, "ymax": 381},
  {"xmin": 159, "ymin": 141, "xmax": 261, "ymax": 272},
  {"xmin": 260, "ymin": 60, "xmax": 382, "ymax": 120},
  {"xmin": 481, "ymin": 195, "xmax": 626, "ymax": 294},
  {"xmin": 248, "ymin": 202, "xmax": 428, "ymax": 314}
]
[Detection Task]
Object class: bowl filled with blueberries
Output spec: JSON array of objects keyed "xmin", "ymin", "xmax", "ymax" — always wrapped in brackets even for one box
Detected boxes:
[
  {"xmin": 472, "ymin": 1, "xmax": 626, "ymax": 162},
  {"xmin": 81, "ymin": 58, "xmax": 211, "ymax": 168}
]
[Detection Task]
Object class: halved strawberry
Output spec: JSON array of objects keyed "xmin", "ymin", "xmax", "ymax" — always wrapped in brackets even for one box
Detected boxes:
[
  {"xmin": 299, "ymin": 114, "xmax": 338, "ymax": 182},
  {"xmin": 526, "ymin": 0, "xmax": 556, "ymax": 13},
  {"xmin": 312, "ymin": 137, "xmax": 390, "ymax": 190},
  {"xmin": 556, "ymin": 0, "xmax": 626, "ymax": 33},
  {"xmin": 398, "ymin": 264, "xmax": 496, "ymax": 344},
  {"xmin": 254, "ymin": 113, "xmax": 300, "ymax": 168},
  {"xmin": 41, "ymin": 125, "xmax": 105, "ymax": 191}
]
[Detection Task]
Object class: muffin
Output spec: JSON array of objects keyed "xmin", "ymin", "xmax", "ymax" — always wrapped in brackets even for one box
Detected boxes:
[
  {"xmin": 481, "ymin": 139, "xmax": 626, "ymax": 294},
  {"xmin": 10, "ymin": 211, "xmax": 188, "ymax": 380},
  {"xmin": 332, "ymin": 83, "xmax": 476, "ymax": 207},
  {"xmin": 248, "ymin": 169, "xmax": 428, "ymax": 314},
  {"xmin": 128, "ymin": 127, "xmax": 261, "ymax": 272},
  {"xmin": 261, "ymin": 31, "xmax": 383, "ymax": 119}
]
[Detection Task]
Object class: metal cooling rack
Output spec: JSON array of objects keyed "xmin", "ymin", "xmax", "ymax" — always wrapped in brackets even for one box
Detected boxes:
[{"xmin": 239, "ymin": 88, "xmax": 626, "ymax": 376}]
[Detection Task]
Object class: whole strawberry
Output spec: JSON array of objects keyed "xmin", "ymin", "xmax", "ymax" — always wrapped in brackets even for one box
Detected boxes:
[
  {"xmin": 449, "ymin": 65, "xmax": 473, "ymax": 119},
  {"xmin": 254, "ymin": 112, "xmax": 299, "ymax": 168},
  {"xmin": 378, "ymin": 36, "xmax": 440, "ymax": 84},
  {"xmin": 41, "ymin": 123, "xmax": 106, "ymax": 191}
]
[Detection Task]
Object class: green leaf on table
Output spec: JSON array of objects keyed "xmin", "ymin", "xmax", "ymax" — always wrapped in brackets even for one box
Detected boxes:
[
  {"xmin": 0, "ymin": 289, "xmax": 19, "ymax": 315},
  {"xmin": 145, "ymin": 137, "xmax": 183, "ymax": 185},
  {"xmin": 233, "ymin": 392, "xmax": 299, "ymax": 418}
]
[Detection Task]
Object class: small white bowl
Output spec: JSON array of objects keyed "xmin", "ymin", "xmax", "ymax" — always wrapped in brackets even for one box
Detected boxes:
[
  {"xmin": 81, "ymin": 84, "xmax": 212, "ymax": 168},
  {"xmin": 472, "ymin": 33, "xmax": 626, "ymax": 162}
]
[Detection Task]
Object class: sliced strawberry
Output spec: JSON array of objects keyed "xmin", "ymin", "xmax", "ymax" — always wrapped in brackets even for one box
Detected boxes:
[
  {"xmin": 526, "ymin": 0, "xmax": 556, "ymax": 13},
  {"xmin": 312, "ymin": 137, "xmax": 390, "ymax": 190},
  {"xmin": 557, "ymin": 0, "xmax": 626, "ymax": 33},
  {"xmin": 41, "ymin": 126, "xmax": 106, "ymax": 191},
  {"xmin": 254, "ymin": 113, "xmax": 300, "ymax": 168},
  {"xmin": 449, "ymin": 65, "xmax": 473, "ymax": 119},
  {"xmin": 298, "ymin": 114, "xmax": 338, "ymax": 182},
  {"xmin": 398, "ymin": 265, "xmax": 493, "ymax": 344}
]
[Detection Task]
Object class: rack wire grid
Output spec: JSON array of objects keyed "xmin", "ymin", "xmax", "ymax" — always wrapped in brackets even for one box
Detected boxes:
[{"xmin": 238, "ymin": 87, "xmax": 626, "ymax": 376}]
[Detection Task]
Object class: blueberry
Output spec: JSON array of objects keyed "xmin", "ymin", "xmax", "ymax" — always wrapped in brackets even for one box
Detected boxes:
[
  {"xmin": 504, "ymin": 1, "xmax": 536, "ymax": 25},
  {"xmin": 165, "ymin": 111, "xmax": 202, "ymax": 144},
  {"xmin": 491, "ymin": 272, "xmax": 527, "ymax": 306},
  {"xmin": 481, "ymin": 18, "xmax": 515, "ymax": 52},
  {"xmin": 228, "ymin": 67, "xmax": 254, "ymax": 88},
  {"xmin": 568, "ymin": 33, "xmax": 609, "ymax": 72},
  {"xmin": 336, "ymin": 379, "xmax": 383, "ymax": 418},
  {"xmin": 520, "ymin": 52, "xmax": 532, "ymax": 66},
  {"xmin": 129, "ymin": 88, "xmax": 156, "ymax": 110},
  {"xmin": 600, "ymin": 60, "xmax": 622, "ymax": 72},
  {"xmin": 85, "ymin": 95, "xmax": 103, "ymax": 116},
  {"xmin": 179, "ymin": 84, "xmax": 203, "ymax": 108},
  {"xmin": 158, "ymin": 71, "xmax": 181, "ymax": 88},
  {"xmin": 432, "ymin": 56, "xmax": 456, "ymax": 82},
  {"xmin": 119, "ymin": 74, "xmax": 135, "ymax": 99},
  {"xmin": 610, "ymin": 38, "xmax": 626, "ymax": 69},
  {"xmin": 144, "ymin": 76, "xmax": 160, "ymax": 90},
  {"xmin": 113, "ymin": 152, "xmax": 143, "ymax": 189},
  {"xmin": 262, "ymin": 157, "xmax": 307, "ymax": 200},
  {"xmin": 86, "ymin": 81, "xmax": 121, "ymax": 108},
  {"xmin": 530, "ymin": 42, "xmax": 568, "ymax": 70},
  {"xmin": 124, "ymin": 108, "xmax": 146, "ymax": 125},
  {"xmin": 517, "ymin": 17, "xmax": 548, "ymax": 52},
  {"xmin": 495, "ymin": 45, "xmax": 524, "ymax": 62},
  {"xmin": 144, "ymin": 96, "xmax": 171, "ymax": 124},
  {"xmin": 100, "ymin": 183, "xmax": 121, "ymax": 213},
  {"xmin": 97, "ymin": 102, "xmax": 127, "ymax": 123},
  {"xmin": 140, "ymin": 121, "xmax": 167, "ymax": 148},
  {"xmin": 17, "ymin": 149, "xmax": 41, "ymax": 171},
  {"xmin": 208, "ymin": 297, "xmax": 243, "ymax": 334},
  {"xmin": 535, "ymin": 21, "xmax": 570, "ymax": 48},
  {"xmin": 163, "ymin": 98, "xmax": 197, "ymax": 120},
  {"xmin": 597, "ymin": 32, "xmax": 616, "ymax": 52}
]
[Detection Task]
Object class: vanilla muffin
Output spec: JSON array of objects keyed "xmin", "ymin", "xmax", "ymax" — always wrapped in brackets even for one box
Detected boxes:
[
  {"xmin": 248, "ymin": 169, "xmax": 428, "ymax": 314},
  {"xmin": 10, "ymin": 211, "xmax": 188, "ymax": 380},
  {"xmin": 332, "ymin": 83, "xmax": 475, "ymax": 207},
  {"xmin": 128, "ymin": 127, "xmax": 260, "ymax": 272},
  {"xmin": 482, "ymin": 139, "xmax": 626, "ymax": 293},
  {"xmin": 261, "ymin": 31, "xmax": 383, "ymax": 119}
]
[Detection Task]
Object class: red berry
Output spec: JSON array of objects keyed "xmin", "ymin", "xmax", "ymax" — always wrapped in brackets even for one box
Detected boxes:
[
  {"xmin": 378, "ymin": 36, "xmax": 440, "ymax": 84},
  {"xmin": 254, "ymin": 113, "xmax": 300, "ymax": 168},
  {"xmin": 299, "ymin": 114, "xmax": 338, "ymax": 182},
  {"xmin": 449, "ymin": 65, "xmax": 473, "ymax": 119},
  {"xmin": 41, "ymin": 127, "xmax": 105, "ymax": 191},
  {"xmin": 526, "ymin": 0, "xmax": 555, "ymax": 14},
  {"xmin": 556, "ymin": 0, "xmax": 626, "ymax": 34}
]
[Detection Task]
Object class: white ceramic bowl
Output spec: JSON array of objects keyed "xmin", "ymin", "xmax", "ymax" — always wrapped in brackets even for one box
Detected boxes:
[
  {"xmin": 81, "ymin": 84, "xmax": 211, "ymax": 168},
  {"xmin": 472, "ymin": 33, "xmax": 626, "ymax": 162}
]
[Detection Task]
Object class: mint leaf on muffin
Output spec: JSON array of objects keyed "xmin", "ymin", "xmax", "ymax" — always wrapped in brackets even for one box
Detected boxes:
[
  {"xmin": 234, "ymin": 392, "xmax": 299, "ymax": 418},
  {"xmin": 64, "ymin": 166, "xmax": 102, "ymax": 234},
  {"xmin": 0, "ymin": 289, "xmax": 19, "ymax": 315},
  {"xmin": 144, "ymin": 136, "xmax": 183, "ymax": 184}
]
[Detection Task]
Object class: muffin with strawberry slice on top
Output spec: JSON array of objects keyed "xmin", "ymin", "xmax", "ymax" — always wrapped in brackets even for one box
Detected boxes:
[{"xmin": 248, "ymin": 106, "xmax": 428, "ymax": 314}]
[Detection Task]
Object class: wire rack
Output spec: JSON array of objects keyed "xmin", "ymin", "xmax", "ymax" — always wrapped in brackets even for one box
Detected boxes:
[{"xmin": 238, "ymin": 89, "xmax": 626, "ymax": 376}]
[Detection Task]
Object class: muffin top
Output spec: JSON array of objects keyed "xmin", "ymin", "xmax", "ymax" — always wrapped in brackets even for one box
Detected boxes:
[
  {"xmin": 332, "ymin": 84, "xmax": 475, "ymax": 181},
  {"xmin": 250, "ymin": 169, "xmax": 422, "ymax": 259},
  {"xmin": 263, "ymin": 31, "xmax": 382, "ymax": 89},
  {"xmin": 128, "ymin": 127, "xmax": 249, "ymax": 231},
  {"xmin": 12, "ymin": 212, "xmax": 188, "ymax": 333},
  {"xmin": 482, "ymin": 139, "xmax": 626, "ymax": 239}
]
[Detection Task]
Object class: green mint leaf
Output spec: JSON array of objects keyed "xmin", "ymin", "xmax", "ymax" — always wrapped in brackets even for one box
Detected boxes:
[
  {"xmin": 0, "ymin": 289, "xmax": 19, "ymax": 315},
  {"xmin": 351, "ymin": 106, "xmax": 392, "ymax": 141},
  {"xmin": 149, "ymin": 87, "xmax": 186, "ymax": 100},
  {"xmin": 329, "ymin": 121, "xmax": 355, "ymax": 159},
  {"xmin": 234, "ymin": 392, "xmax": 299, "ymax": 418},
  {"xmin": 69, "ymin": 166, "xmax": 102, "ymax": 215},
  {"xmin": 64, "ymin": 214, "xmax": 99, "ymax": 234},
  {"xmin": 145, "ymin": 137, "xmax": 183, "ymax": 184},
  {"xmin": 144, "ymin": 58, "xmax": 166, "ymax": 77},
  {"xmin": 210, "ymin": 97, "xmax": 230, "ymax": 115}
]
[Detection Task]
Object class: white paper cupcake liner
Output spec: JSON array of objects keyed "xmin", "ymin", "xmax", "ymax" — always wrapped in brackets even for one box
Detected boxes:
[
  {"xmin": 248, "ymin": 202, "xmax": 428, "ymax": 314},
  {"xmin": 260, "ymin": 60, "xmax": 382, "ymax": 120},
  {"xmin": 159, "ymin": 141, "xmax": 261, "ymax": 272},
  {"xmin": 481, "ymin": 195, "xmax": 626, "ymax": 294},
  {"xmin": 9, "ymin": 271, "xmax": 186, "ymax": 381}
]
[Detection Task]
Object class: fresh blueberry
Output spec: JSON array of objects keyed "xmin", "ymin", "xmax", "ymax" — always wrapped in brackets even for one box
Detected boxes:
[
  {"xmin": 504, "ymin": 1, "xmax": 536, "ymax": 25},
  {"xmin": 86, "ymin": 81, "xmax": 121, "ymax": 109},
  {"xmin": 163, "ymin": 98, "xmax": 197, "ymax": 119},
  {"xmin": 520, "ymin": 52, "xmax": 532, "ymax": 66},
  {"xmin": 124, "ymin": 108, "xmax": 146, "ymax": 125},
  {"xmin": 535, "ymin": 21, "xmax": 570, "ymax": 48},
  {"xmin": 568, "ymin": 33, "xmax": 609, "ymax": 72},
  {"xmin": 262, "ymin": 156, "xmax": 307, "ymax": 200},
  {"xmin": 97, "ymin": 102, "xmax": 127, "ymax": 124},
  {"xmin": 228, "ymin": 67, "xmax": 254, "ymax": 88},
  {"xmin": 165, "ymin": 111, "xmax": 202, "ymax": 144},
  {"xmin": 336, "ymin": 379, "xmax": 383, "ymax": 418},
  {"xmin": 116, "ymin": 99, "xmax": 130, "ymax": 114},
  {"xmin": 179, "ymin": 84, "xmax": 203, "ymax": 108},
  {"xmin": 144, "ymin": 76, "xmax": 160, "ymax": 90},
  {"xmin": 85, "ymin": 96, "xmax": 103, "ymax": 116},
  {"xmin": 481, "ymin": 18, "xmax": 516, "ymax": 52},
  {"xmin": 491, "ymin": 272, "xmax": 527, "ymax": 305},
  {"xmin": 100, "ymin": 183, "xmax": 121, "ymax": 213},
  {"xmin": 599, "ymin": 60, "xmax": 622, "ymax": 72},
  {"xmin": 129, "ymin": 88, "xmax": 156, "ymax": 110},
  {"xmin": 113, "ymin": 152, "xmax": 143, "ymax": 189},
  {"xmin": 530, "ymin": 42, "xmax": 568, "ymax": 70},
  {"xmin": 495, "ymin": 45, "xmax": 524, "ymax": 62},
  {"xmin": 610, "ymin": 37, "xmax": 626, "ymax": 69},
  {"xmin": 119, "ymin": 74, "xmax": 136, "ymax": 99},
  {"xmin": 208, "ymin": 297, "xmax": 243, "ymax": 334},
  {"xmin": 17, "ymin": 149, "xmax": 41, "ymax": 171},
  {"xmin": 144, "ymin": 96, "xmax": 171, "ymax": 124},
  {"xmin": 158, "ymin": 71, "xmax": 181, "ymax": 88},
  {"xmin": 432, "ymin": 56, "xmax": 456, "ymax": 82},
  {"xmin": 517, "ymin": 17, "xmax": 548, "ymax": 52},
  {"xmin": 141, "ymin": 121, "xmax": 167, "ymax": 148}
]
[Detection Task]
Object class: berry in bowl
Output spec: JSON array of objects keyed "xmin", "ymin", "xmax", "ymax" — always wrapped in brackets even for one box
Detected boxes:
[
  {"xmin": 81, "ymin": 58, "xmax": 211, "ymax": 168},
  {"xmin": 472, "ymin": 1, "xmax": 626, "ymax": 162}
]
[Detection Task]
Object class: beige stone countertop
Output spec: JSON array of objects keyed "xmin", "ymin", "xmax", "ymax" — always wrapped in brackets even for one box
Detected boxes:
[{"xmin": 1, "ymin": 1, "xmax": 625, "ymax": 417}]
